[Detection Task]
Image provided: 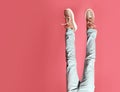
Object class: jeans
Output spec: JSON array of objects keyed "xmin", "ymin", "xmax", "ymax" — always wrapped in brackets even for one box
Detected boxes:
[{"xmin": 65, "ymin": 28, "xmax": 97, "ymax": 92}]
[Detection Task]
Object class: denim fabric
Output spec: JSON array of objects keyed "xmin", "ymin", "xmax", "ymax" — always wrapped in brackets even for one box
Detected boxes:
[{"xmin": 65, "ymin": 28, "xmax": 97, "ymax": 92}]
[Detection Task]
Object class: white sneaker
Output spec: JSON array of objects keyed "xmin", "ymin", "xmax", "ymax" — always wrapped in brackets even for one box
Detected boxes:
[
  {"xmin": 64, "ymin": 8, "xmax": 77, "ymax": 31},
  {"xmin": 85, "ymin": 8, "xmax": 96, "ymax": 29}
]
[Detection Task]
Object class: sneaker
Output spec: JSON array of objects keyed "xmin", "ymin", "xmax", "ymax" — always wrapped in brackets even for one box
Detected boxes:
[
  {"xmin": 85, "ymin": 8, "xmax": 96, "ymax": 30},
  {"xmin": 64, "ymin": 8, "xmax": 77, "ymax": 31}
]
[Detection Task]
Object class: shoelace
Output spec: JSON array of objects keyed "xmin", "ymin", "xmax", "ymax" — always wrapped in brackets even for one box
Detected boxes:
[
  {"xmin": 87, "ymin": 18, "xmax": 96, "ymax": 29},
  {"xmin": 61, "ymin": 16, "xmax": 71, "ymax": 26}
]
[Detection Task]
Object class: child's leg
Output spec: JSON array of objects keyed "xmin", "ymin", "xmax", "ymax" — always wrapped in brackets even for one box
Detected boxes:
[
  {"xmin": 66, "ymin": 28, "xmax": 80, "ymax": 92},
  {"xmin": 78, "ymin": 29, "xmax": 97, "ymax": 92}
]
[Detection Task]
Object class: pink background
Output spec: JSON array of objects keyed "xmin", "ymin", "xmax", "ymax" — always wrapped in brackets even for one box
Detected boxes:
[{"xmin": 0, "ymin": 0, "xmax": 120, "ymax": 92}]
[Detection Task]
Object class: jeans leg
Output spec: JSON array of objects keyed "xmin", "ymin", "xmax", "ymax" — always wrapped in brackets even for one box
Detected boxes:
[
  {"xmin": 65, "ymin": 28, "xmax": 80, "ymax": 92},
  {"xmin": 78, "ymin": 29, "xmax": 97, "ymax": 92}
]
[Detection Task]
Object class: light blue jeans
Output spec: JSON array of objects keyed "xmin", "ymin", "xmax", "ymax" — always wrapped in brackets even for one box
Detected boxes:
[{"xmin": 65, "ymin": 28, "xmax": 97, "ymax": 92}]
